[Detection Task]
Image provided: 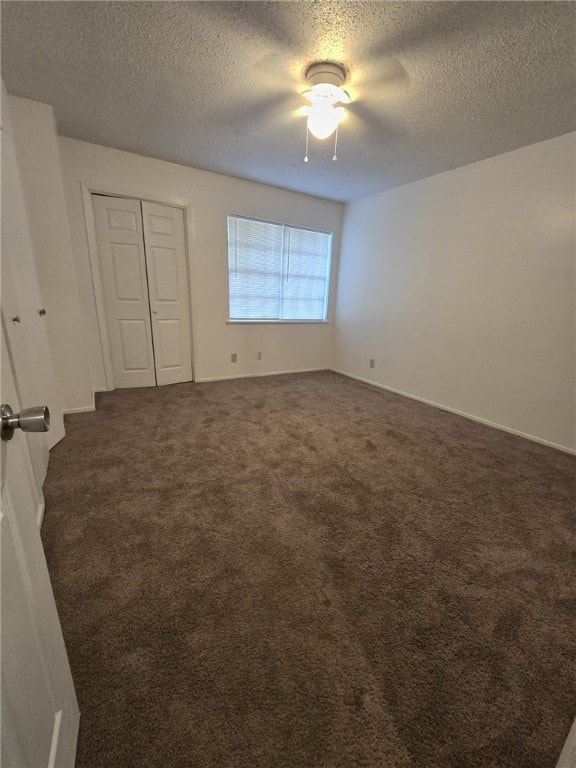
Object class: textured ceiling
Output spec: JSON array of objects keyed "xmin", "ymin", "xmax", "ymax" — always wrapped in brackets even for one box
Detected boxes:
[{"xmin": 2, "ymin": 1, "xmax": 575, "ymax": 202}]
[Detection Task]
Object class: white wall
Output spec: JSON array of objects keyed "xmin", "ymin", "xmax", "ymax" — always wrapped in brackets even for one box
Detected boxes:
[
  {"xmin": 9, "ymin": 97, "xmax": 93, "ymax": 412},
  {"xmin": 334, "ymin": 133, "xmax": 576, "ymax": 452},
  {"xmin": 58, "ymin": 138, "xmax": 343, "ymax": 388}
]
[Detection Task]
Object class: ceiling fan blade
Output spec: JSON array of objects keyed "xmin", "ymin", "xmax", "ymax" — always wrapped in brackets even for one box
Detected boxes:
[
  {"xmin": 349, "ymin": 56, "xmax": 411, "ymax": 107},
  {"xmin": 212, "ymin": 92, "xmax": 300, "ymax": 133},
  {"xmin": 346, "ymin": 102, "xmax": 407, "ymax": 145},
  {"xmin": 252, "ymin": 50, "xmax": 302, "ymax": 91},
  {"xmin": 206, "ymin": 1, "xmax": 300, "ymax": 51},
  {"xmin": 360, "ymin": 2, "xmax": 550, "ymax": 64},
  {"xmin": 357, "ymin": 57, "xmax": 410, "ymax": 93},
  {"xmin": 359, "ymin": 6, "xmax": 460, "ymax": 62}
]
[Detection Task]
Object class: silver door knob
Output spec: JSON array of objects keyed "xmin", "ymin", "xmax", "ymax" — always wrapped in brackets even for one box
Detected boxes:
[{"xmin": 1, "ymin": 404, "xmax": 50, "ymax": 442}]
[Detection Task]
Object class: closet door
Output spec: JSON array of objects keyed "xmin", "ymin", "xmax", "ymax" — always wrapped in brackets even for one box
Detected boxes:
[
  {"xmin": 93, "ymin": 196, "xmax": 156, "ymax": 388},
  {"xmin": 141, "ymin": 202, "xmax": 192, "ymax": 386}
]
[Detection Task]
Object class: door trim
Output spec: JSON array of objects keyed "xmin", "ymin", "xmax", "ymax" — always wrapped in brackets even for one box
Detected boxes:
[{"xmin": 80, "ymin": 182, "xmax": 197, "ymax": 390}]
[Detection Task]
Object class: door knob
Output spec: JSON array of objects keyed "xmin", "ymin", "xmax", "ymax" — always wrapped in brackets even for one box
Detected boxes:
[
  {"xmin": 152, "ymin": 309, "xmax": 158, "ymax": 314},
  {"xmin": 1, "ymin": 404, "xmax": 50, "ymax": 442},
  {"xmin": 39, "ymin": 308, "xmax": 47, "ymax": 316}
]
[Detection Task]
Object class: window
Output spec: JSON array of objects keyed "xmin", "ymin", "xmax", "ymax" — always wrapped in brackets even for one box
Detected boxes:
[{"xmin": 227, "ymin": 215, "xmax": 332, "ymax": 322}]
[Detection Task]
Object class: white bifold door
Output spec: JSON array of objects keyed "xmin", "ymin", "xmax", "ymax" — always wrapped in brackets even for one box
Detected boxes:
[{"xmin": 93, "ymin": 195, "xmax": 192, "ymax": 388}]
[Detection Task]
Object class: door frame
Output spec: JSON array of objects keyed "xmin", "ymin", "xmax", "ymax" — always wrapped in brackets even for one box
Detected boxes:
[{"xmin": 80, "ymin": 182, "xmax": 198, "ymax": 390}]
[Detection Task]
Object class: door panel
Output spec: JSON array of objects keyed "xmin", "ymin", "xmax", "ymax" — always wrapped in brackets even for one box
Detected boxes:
[
  {"xmin": 1, "ymin": 493, "xmax": 57, "ymax": 768},
  {"xmin": 1, "ymin": 119, "xmax": 65, "ymax": 453},
  {"xmin": 93, "ymin": 195, "xmax": 156, "ymax": 388},
  {"xmin": 142, "ymin": 201, "xmax": 192, "ymax": 386},
  {"xmin": 148, "ymin": 212, "xmax": 175, "ymax": 236},
  {"xmin": 106, "ymin": 208, "xmax": 138, "ymax": 231},
  {"xmin": 156, "ymin": 319, "xmax": 183, "ymax": 368},
  {"xmin": 1, "ymin": 321, "xmax": 79, "ymax": 768},
  {"xmin": 1, "ymin": 268, "xmax": 46, "ymax": 507},
  {"xmin": 119, "ymin": 319, "xmax": 155, "ymax": 371},
  {"xmin": 111, "ymin": 243, "xmax": 147, "ymax": 301},
  {"xmin": 150, "ymin": 247, "xmax": 179, "ymax": 301}
]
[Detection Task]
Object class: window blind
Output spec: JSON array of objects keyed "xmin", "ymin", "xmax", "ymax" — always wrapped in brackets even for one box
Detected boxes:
[{"xmin": 227, "ymin": 215, "xmax": 332, "ymax": 321}]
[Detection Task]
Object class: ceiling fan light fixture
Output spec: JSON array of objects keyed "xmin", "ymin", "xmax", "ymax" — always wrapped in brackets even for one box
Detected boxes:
[
  {"xmin": 305, "ymin": 62, "xmax": 346, "ymax": 90},
  {"xmin": 306, "ymin": 105, "xmax": 345, "ymax": 140},
  {"xmin": 304, "ymin": 82, "xmax": 350, "ymax": 107},
  {"xmin": 303, "ymin": 62, "xmax": 349, "ymax": 142}
]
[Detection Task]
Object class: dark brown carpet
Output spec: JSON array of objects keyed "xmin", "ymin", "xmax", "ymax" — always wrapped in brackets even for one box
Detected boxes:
[{"xmin": 42, "ymin": 371, "xmax": 575, "ymax": 768}]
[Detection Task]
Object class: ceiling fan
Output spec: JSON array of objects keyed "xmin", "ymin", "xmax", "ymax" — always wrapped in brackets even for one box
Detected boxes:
[
  {"xmin": 300, "ymin": 62, "xmax": 350, "ymax": 162},
  {"xmin": 206, "ymin": 1, "xmax": 520, "ymax": 167},
  {"xmin": 207, "ymin": 4, "xmax": 416, "ymax": 162},
  {"xmin": 295, "ymin": 57, "xmax": 412, "ymax": 164}
]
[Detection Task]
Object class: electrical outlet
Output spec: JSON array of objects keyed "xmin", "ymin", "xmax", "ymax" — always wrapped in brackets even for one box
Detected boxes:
[
  {"xmin": 369, "ymin": 358, "xmax": 375, "ymax": 369},
  {"xmin": 257, "ymin": 352, "xmax": 262, "ymax": 360},
  {"xmin": 231, "ymin": 353, "xmax": 237, "ymax": 363}
]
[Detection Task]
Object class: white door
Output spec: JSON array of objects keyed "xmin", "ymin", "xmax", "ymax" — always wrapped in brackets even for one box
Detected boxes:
[
  {"xmin": 1, "ymin": 115, "xmax": 64, "ymax": 460},
  {"xmin": 1, "ymin": 259, "xmax": 47, "ymax": 510},
  {"xmin": 1, "ymin": 321, "xmax": 80, "ymax": 768},
  {"xmin": 92, "ymin": 195, "xmax": 156, "ymax": 388},
  {"xmin": 94, "ymin": 195, "xmax": 192, "ymax": 389},
  {"xmin": 141, "ymin": 201, "xmax": 192, "ymax": 386}
]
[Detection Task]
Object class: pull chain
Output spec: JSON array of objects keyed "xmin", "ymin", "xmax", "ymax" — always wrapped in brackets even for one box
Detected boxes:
[{"xmin": 303, "ymin": 122, "xmax": 340, "ymax": 163}]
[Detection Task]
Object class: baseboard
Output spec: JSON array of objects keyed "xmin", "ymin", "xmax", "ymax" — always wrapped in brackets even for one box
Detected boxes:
[
  {"xmin": 63, "ymin": 391, "xmax": 96, "ymax": 415},
  {"xmin": 331, "ymin": 369, "xmax": 576, "ymax": 456},
  {"xmin": 197, "ymin": 367, "xmax": 328, "ymax": 383}
]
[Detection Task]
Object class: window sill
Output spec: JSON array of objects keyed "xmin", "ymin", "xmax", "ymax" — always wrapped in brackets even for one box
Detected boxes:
[{"xmin": 226, "ymin": 320, "xmax": 331, "ymax": 325}]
